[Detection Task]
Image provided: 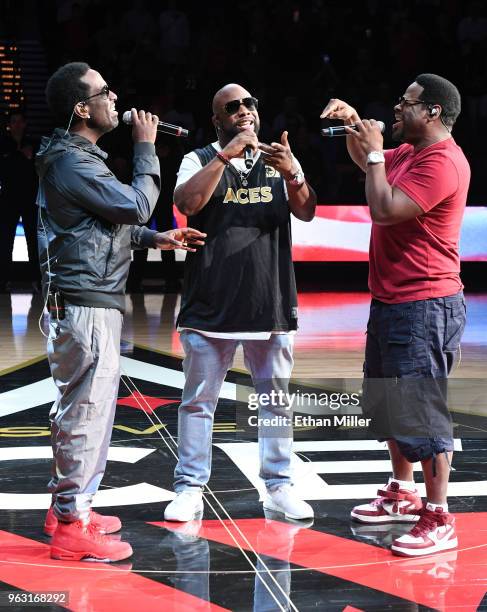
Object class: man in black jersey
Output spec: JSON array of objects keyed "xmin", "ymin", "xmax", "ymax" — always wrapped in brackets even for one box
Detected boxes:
[{"xmin": 164, "ymin": 83, "xmax": 317, "ymax": 522}]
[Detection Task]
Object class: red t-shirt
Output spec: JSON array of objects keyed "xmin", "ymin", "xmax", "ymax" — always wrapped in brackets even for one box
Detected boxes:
[{"xmin": 369, "ymin": 138, "xmax": 470, "ymax": 303}]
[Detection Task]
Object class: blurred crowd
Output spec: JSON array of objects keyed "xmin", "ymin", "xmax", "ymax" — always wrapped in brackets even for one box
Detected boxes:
[
  {"xmin": 4, "ymin": 0, "xmax": 487, "ymax": 199},
  {"xmin": 1, "ymin": 0, "xmax": 487, "ymax": 288}
]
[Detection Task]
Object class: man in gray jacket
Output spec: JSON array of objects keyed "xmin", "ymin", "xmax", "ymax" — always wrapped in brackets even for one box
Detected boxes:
[{"xmin": 37, "ymin": 62, "xmax": 205, "ymax": 562}]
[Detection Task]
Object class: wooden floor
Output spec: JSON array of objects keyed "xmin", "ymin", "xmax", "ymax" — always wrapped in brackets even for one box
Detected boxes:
[
  {"xmin": 1, "ymin": 289, "xmax": 487, "ymax": 612},
  {"xmin": 1, "ymin": 290, "xmax": 486, "ymax": 378}
]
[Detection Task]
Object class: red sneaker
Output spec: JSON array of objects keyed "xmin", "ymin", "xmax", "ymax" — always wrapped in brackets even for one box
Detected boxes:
[
  {"xmin": 351, "ymin": 480, "xmax": 422, "ymax": 524},
  {"xmin": 391, "ymin": 507, "xmax": 457, "ymax": 557},
  {"xmin": 44, "ymin": 506, "xmax": 121, "ymax": 536},
  {"xmin": 50, "ymin": 520, "xmax": 132, "ymax": 562}
]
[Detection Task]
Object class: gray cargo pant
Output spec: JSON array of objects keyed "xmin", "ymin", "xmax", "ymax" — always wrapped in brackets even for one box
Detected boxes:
[{"xmin": 46, "ymin": 303, "xmax": 122, "ymax": 522}]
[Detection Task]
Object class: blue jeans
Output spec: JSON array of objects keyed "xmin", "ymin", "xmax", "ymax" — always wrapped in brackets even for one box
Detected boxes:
[
  {"xmin": 174, "ymin": 330, "xmax": 294, "ymax": 491},
  {"xmin": 363, "ymin": 292, "xmax": 466, "ymax": 462}
]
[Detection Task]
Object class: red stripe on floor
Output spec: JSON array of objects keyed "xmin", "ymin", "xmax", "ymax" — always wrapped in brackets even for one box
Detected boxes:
[
  {"xmin": 0, "ymin": 530, "xmax": 228, "ymax": 612},
  {"xmin": 152, "ymin": 513, "xmax": 487, "ymax": 611}
]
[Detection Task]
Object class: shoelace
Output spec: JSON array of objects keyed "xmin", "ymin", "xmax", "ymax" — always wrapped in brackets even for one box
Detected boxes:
[
  {"xmin": 372, "ymin": 482, "xmax": 400, "ymax": 506},
  {"xmin": 74, "ymin": 520, "xmax": 108, "ymax": 543},
  {"xmin": 410, "ymin": 511, "xmax": 446, "ymax": 537}
]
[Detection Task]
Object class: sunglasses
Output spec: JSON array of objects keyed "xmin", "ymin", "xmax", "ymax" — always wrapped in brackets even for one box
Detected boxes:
[
  {"xmin": 397, "ymin": 95, "xmax": 427, "ymax": 107},
  {"xmin": 223, "ymin": 96, "xmax": 258, "ymax": 115},
  {"xmin": 82, "ymin": 84, "xmax": 110, "ymax": 103}
]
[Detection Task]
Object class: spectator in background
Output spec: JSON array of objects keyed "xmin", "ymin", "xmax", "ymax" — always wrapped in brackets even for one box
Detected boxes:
[
  {"xmin": 120, "ymin": 0, "xmax": 155, "ymax": 44},
  {"xmin": 0, "ymin": 110, "xmax": 40, "ymax": 292},
  {"xmin": 159, "ymin": 1, "xmax": 190, "ymax": 70},
  {"xmin": 272, "ymin": 96, "xmax": 305, "ymax": 142},
  {"xmin": 457, "ymin": 1, "xmax": 487, "ymax": 137},
  {"xmin": 162, "ymin": 94, "xmax": 196, "ymax": 138},
  {"xmin": 457, "ymin": 0, "xmax": 487, "ymax": 52},
  {"xmin": 61, "ymin": 2, "xmax": 90, "ymax": 60}
]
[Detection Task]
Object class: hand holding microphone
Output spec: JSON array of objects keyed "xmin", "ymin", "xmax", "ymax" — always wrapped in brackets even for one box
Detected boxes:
[
  {"xmin": 220, "ymin": 129, "xmax": 258, "ymax": 163},
  {"xmin": 124, "ymin": 109, "xmax": 159, "ymax": 144},
  {"xmin": 122, "ymin": 110, "xmax": 189, "ymax": 139}
]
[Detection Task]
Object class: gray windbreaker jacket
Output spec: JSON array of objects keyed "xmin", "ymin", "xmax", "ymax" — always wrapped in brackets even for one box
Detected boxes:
[{"xmin": 36, "ymin": 129, "xmax": 160, "ymax": 312}]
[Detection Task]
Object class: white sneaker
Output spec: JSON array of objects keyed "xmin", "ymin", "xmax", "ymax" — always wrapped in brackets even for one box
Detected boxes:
[
  {"xmin": 263, "ymin": 484, "xmax": 314, "ymax": 520},
  {"xmin": 164, "ymin": 489, "xmax": 204, "ymax": 522}
]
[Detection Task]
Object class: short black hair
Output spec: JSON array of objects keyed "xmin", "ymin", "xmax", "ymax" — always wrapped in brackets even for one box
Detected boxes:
[
  {"xmin": 414, "ymin": 73, "xmax": 461, "ymax": 128},
  {"xmin": 45, "ymin": 62, "xmax": 91, "ymax": 126}
]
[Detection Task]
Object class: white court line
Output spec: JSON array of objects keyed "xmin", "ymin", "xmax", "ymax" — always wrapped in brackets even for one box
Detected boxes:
[
  {"xmin": 0, "ymin": 357, "xmax": 237, "ymax": 418},
  {"xmin": 214, "ymin": 442, "xmax": 330, "ymax": 501},
  {"xmin": 0, "ymin": 446, "xmax": 155, "ymax": 463},
  {"xmin": 0, "ymin": 378, "xmax": 57, "ymax": 417},
  {"xmin": 0, "ymin": 483, "xmax": 175, "ymax": 510}
]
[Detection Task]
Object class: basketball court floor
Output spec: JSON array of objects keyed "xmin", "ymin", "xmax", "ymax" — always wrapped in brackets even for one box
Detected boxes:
[{"xmin": 0, "ymin": 290, "xmax": 486, "ymax": 611}]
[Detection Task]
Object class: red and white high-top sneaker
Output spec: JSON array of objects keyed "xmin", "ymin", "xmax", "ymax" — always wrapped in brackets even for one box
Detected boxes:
[
  {"xmin": 391, "ymin": 507, "xmax": 457, "ymax": 557},
  {"xmin": 351, "ymin": 480, "xmax": 422, "ymax": 524}
]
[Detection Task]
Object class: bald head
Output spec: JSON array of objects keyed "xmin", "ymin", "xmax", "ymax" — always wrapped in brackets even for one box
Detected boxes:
[
  {"xmin": 211, "ymin": 83, "xmax": 260, "ymax": 146},
  {"xmin": 212, "ymin": 83, "xmax": 251, "ymax": 114}
]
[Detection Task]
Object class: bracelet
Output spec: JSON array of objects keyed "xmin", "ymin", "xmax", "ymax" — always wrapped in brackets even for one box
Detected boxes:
[{"xmin": 216, "ymin": 151, "xmax": 230, "ymax": 166}]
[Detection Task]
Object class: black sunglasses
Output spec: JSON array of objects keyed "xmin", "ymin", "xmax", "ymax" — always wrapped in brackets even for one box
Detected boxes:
[
  {"xmin": 82, "ymin": 84, "xmax": 110, "ymax": 103},
  {"xmin": 397, "ymin": 95, "xmax": 427, "ymax": 107},
  {"xmin": 224, "ymin": 96, "xmax": 258, "ymax": 115}
]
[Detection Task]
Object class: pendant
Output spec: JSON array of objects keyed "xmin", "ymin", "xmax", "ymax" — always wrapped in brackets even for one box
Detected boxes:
[{"xmin": 241, "ymin": 178, "xmax": 248, "ymax": 187}]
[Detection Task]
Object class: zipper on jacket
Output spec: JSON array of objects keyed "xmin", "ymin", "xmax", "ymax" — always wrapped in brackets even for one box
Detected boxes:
[{"xmin": 104, "ymin": 232, "xmax": 114, "ymax": 278}]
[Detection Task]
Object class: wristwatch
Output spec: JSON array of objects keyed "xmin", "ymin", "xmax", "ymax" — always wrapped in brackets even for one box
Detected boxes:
[
  {"xmin": 286, "ymin": 170, "xmax": 305, "ymax": 186},
  {"xmin": 366, "ymin": 150, "xmax": 385, "ymax": 165}
]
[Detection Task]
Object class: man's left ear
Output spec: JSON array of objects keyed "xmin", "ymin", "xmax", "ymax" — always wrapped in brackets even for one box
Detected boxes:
[
  {"xmin": 428, "ymin": 105, "xmax": 441, "ymax": 118},
  {"xmin": 74, "ymin": 101, "xmax": 90, "ymax": 120}
]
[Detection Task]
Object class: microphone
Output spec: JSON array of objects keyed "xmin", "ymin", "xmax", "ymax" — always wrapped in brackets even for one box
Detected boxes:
[
  {"xmin": 321, "ymin": 121, "xmax": 385, "ymax": 137},
  {"xmin": 244, "ymin": 146, "xmax": 253, "ymax": 169},
  {"xmin": 122, "ymin": 111, "xmax": 189, "ymax": 138}
]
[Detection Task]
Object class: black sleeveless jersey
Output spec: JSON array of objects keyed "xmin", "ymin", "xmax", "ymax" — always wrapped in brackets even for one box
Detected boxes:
[{"xmin": 176, "ymin": 144, "xmax": 298, "ymax": 332}]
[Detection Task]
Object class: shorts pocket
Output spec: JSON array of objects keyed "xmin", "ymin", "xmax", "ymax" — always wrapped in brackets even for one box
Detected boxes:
[
  {"xmin": 387, "ymin": 309, "xmax": 413, "ymax": 344},
  {"xmin": 443, "ymin": 302, "xmax": 466, "ymax": 351}
]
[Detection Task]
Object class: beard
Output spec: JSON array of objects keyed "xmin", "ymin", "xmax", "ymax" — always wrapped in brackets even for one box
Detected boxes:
[
  {"xmin": 86, "ymin": 113, "xmax": 118, "ymax": 134},
  {"xmin": 223, "ymin": 120, "xmax": 260, "ymax": 141},
  {"xmin": 391, "ymin": 125, "xmax": 404, "ymax": 142}
]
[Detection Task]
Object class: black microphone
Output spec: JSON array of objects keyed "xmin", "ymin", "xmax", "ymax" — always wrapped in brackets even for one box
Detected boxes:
[
  {"xmin": 122, "ymin": 111, "xmax": 189, "ymax": 137},
  {"xmin": 244, "ymin": 146, "xmax": 253, "ymax": 169},
  {"xmin": 321, "ymin": 121, "xmax": 385, "ymax": 137}
]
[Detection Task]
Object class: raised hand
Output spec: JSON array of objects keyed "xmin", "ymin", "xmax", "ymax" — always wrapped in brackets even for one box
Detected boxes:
[
  {"xmin": 258, "ymin": 131, "xmax": 297, "ymax": 180},
  {"xmin": 320, "ymin": 98, "xmax": 358, "ymax": 122}
]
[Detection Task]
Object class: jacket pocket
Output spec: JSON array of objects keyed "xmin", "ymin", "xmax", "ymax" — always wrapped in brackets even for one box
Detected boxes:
[{"xmin": 80, "ymin": 223, "xmax": 112, "ymax": 281}]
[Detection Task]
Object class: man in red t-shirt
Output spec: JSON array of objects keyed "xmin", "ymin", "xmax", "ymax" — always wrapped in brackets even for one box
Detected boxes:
[{"xmin": 321, "ymin": 74, "xmax": 469, "ymax": 557}]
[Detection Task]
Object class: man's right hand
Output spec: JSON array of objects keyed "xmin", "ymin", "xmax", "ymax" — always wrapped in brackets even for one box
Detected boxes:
[
  {"xmin": 221, "ymin": 130, "xmax": 259, "ymax": 159},
  {"xmin": 320, "ymin": 98, "xmax": 358, "ymax": 122},
  {"xmin": 130, "ymin": 108, "xmax": 159, "ymax": 144}
]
